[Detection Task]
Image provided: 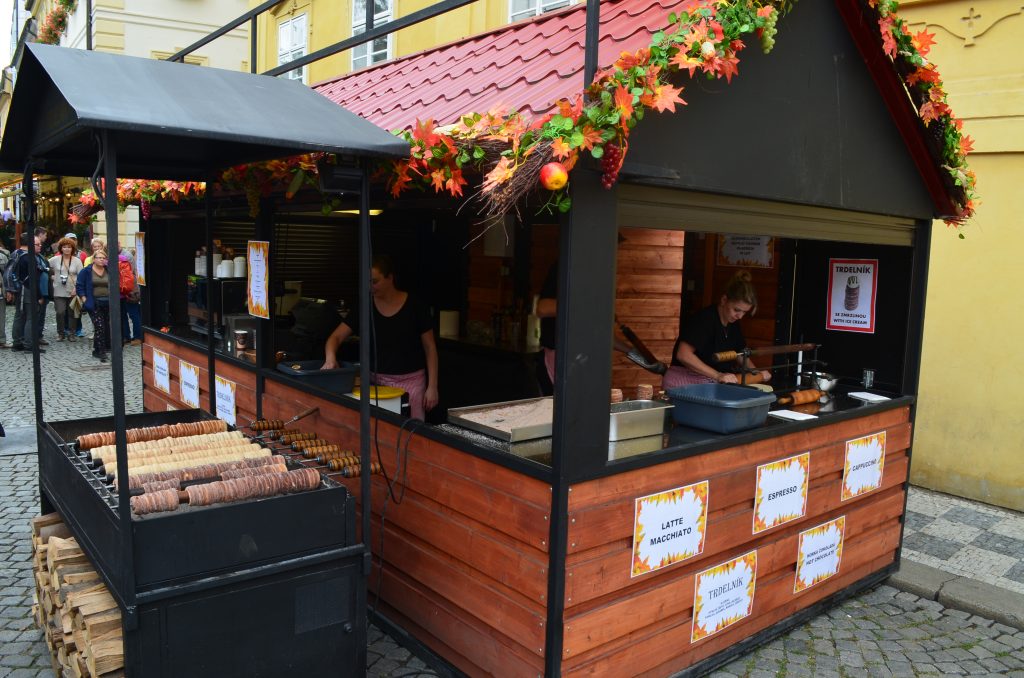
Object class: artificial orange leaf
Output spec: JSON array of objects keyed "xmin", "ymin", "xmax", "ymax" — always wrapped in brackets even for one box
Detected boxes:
[
  {"xmin": 613, "ymin": 85, "xmax": 634, "ymax": 119},
  {"xmin": 670, "ymin": 52, "xmax": 703, "ymax": 77},
  {"xmin": 430, "ymin": 169, "xmax": 446, "ymax": 192},
  {"xmin": 959, "ymin": 134, "xmax": 975, "ymax": 155},
  {"xmin": 912, "ymin": 29, "xmax": 936, "ymax": 55},
  {"xmin": 907, "ymin": 65, "xmax": 941, "ymax": 86},
  {"xmin": 718, "ymin": 53, "xmax": 740, "ymax": 83},
  {"xmin": 412, "ymin": 118, "xmax": 440, "ymax": 148},
  {"xmin": 445, "ymin": 168, "xmax": 468, "ymax": 197},
  {"xmin": 482, "ymin": 156, "xmax": 514, "ymax": 194},
  {"xmin": 615, "ymin": 48, "xmax": 650, "ymax": 71},
  {"xmin": 757, "ymin": 6, "xmax": 775, "ymax": 18},
  {"xmin": 556, "ymin": 95, "xmax": 584, "ymax": 122},
  {"xmin": 648, "ymin": 83, "xmax": 686, "ymax": 113},
  {"xmin": 879, "ymin": 18, "xmax": 897, "ymax": 58},
  {"xmin": 551, "ymin": 137, "xmax": 572, "ymax": 159},
  {"xmin": 579, "ymin": 125, "xmax": 604, "ymax": 151}
]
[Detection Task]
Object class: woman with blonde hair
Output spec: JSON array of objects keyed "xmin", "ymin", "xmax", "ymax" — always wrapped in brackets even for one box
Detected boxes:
[
  {"xmin": 49, "ymin": 236, "xmax": 83, "ymax": 341},
  {"xmin": 663, "ymin": 270, "xmax": 772, "ymax": 390}
]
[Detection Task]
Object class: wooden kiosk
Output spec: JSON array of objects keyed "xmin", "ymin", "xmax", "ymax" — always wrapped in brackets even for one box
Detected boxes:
[
  {"xmin": 129, "ymin": 0, "xmax": 966, "ymax": 676},
  {"xmin": 0, "ymin": 43, "xmax": 410, "ymax": 676}
]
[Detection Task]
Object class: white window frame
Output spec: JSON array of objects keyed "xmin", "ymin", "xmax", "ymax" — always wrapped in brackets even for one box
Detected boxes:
[
  {"xmin": 509, "ymin": 0, "xmax": 574, "ymax": 23},
  {"xmin": 351, "ymin": 0, "xmax": 393, "ymax": 70},
  {"xmin": 278, "ymin": 13, "xmax": 308, "ymax": 83}
]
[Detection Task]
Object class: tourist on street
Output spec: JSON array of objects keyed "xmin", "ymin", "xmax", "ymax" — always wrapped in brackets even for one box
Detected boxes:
[
  {"xmin": 77, "ymin": 249, "xmax": 112, "ymax": 363},
  {"xmin": 49, "ymin": 237, "xmax": 83, "ymax": 342},
  {"xmin": 83, "ymin": 238, "xmax": 104, "ymax": 266},
  {"xmin": 0, "ymin": 239, "xmax": 9, "ymax": 348},
  {"xmin": 118, "ymin": 251, "xmax": 142, "ymax": 346},
  {"xmin": 6, "ymin": 234, "xmax": 49, "ymax": 352}
]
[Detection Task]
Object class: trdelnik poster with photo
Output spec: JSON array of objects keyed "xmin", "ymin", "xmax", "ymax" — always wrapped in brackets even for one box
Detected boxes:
[
  {"xmin": 826, "ymin": 259, "xmax": 878, "ymax": 333},
  {"xmin": 631, "ymin": 481, "xmax": 709, "ymax": 577}
]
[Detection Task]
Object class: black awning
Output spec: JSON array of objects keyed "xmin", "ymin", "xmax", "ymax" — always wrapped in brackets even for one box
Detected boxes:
[{"xmin": 0, "ymin": 43, "xmax": 409, "ymax": 178}]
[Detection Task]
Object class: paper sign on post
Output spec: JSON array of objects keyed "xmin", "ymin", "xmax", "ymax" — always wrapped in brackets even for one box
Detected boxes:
[
  {"xmin": 135, "ymin": 232, "xmax": 146, "ymax": 286},
  {"xmin": 826, "ymin": 258, "xmax": 878, "ymax": 333},
  {"xmin": 214, "ymin": 375, "xmax": 237, "ymax": 426},
  {"xmin": 247, "ymin": 241, "xmax": 269, "ymax": 319},
  {"xmin": 841, "ymin": 432, "xmax": 886, "ymax": 501},
  {"xmin": 691, "ymin": 550, "xmax": 757, "ymax": 643},
  {"xmin": 631, "ymin": 481, "xmax": 709, "ymax": 577},
  {"xmin": 152, "ymin": 348, "xmax": 171, "ymax": 394},
  {"xmin": 179, "ymin": 360, "xmax": 200, "ymax": 409},
  {"xmin": 794, "ymin": 516, "xmax": 846, "ymax": 593},
  {"xmin": 717, "ymin": 235, "xmax": 774, "ymax": 268},
  {"xmin": 753, "ymin": 452, "xmax": 810, "ymax": 534}
]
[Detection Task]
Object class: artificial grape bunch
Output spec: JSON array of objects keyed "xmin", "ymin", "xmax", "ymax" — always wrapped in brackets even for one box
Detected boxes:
[
  {"xmin": 760, "ymin": 10, "xmax": 778, "ymax": 54},
  {"xmin": 140, "ymin": 198, "xmax": 151, "ymax": 221},
  {"xmin": 600, "ymin": 142, "xmax": 623, "ymax": 189}
]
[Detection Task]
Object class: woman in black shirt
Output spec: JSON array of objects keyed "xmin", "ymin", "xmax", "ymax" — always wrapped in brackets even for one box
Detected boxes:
[
  {"xmin": 663, "ymin": 270, "xmax": 771, "ymax": 390},
  {"xmin": 323, "ymin": 256, "xmax": 438, "ymax": 420}
]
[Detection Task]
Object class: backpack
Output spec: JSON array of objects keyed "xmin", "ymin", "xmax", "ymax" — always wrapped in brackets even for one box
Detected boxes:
[
  {"xmin": 3, "ymin": 249, "xmax": 24, "ymax": 294},
  {"xmin": 118, "ymin": 259, "xmax": 135, "ymax": 297}
]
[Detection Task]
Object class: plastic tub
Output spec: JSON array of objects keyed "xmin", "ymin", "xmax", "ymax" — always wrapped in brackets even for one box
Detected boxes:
[
  {"xmin": 277, "ymin": 360, "xmax": 358, "ymax": 394},
  {"xmin": 666, "ymin": 383, "xmax": 776, "ymax": 434}
]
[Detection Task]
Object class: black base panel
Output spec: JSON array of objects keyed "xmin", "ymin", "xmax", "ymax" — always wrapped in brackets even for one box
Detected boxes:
[{"xmin": 130, "ymin": 553, "xmax": 367, "ymax": 678}]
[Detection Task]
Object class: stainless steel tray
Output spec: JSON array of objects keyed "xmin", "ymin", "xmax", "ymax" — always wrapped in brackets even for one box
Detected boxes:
[
  {"xmin": 609, "ymin": 400, "xmax": 672, "ymax": 441},
  {"xmin": 447, "ymin": 396, "xmax": 554, "ymax": 442}
]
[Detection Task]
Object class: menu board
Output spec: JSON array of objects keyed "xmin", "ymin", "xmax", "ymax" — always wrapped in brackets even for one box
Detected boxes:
[
  {"xmin": 841, "ymin": 432, "xmax": 886, "ymax": 501},
  {"xmin": 247, "ymin": 240, "xmax": 269, "ymax": 319},
  {"xmin": 794, "ymin": 516, "xmax": 846, "ymax": 593},
  {"xmin": 826, "ymin": 258, "xmax": 878, "ymax": 333},
  {"xmin": 152, "ymin": 348, "xmax": 171, "ymax": 394},
  {"xmin": 214, "ymin": 375, "xmax": 237, "ymax": 426},
  {"xmin": 134, "ymin": 232, "xmax": 146, "ymax": 286},
  {"xmin": 753, "ymin": 453, "xmax": 810, "ymax": 533},
  {"xmin": 631, "ymin": 481, "xmax": 709, "ymax": 577},
  {"xmin": 691, "ymin": 550, "xmax": 758, "ymax": 643},
  {"xmin": 179, "ymin": 360, "xmax": 200, "ymax": 409}
]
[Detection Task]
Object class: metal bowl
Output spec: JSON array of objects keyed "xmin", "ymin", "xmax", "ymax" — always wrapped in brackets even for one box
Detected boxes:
[{"xmin": 802, "ymin": 371, "xmax": 839, "ymax": 392}]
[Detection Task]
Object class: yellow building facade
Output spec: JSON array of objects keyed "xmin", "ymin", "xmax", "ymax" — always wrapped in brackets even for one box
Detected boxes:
[
  {"xmin": 251, "ymin": 0, "xmax": 569, "ymax": 85},
  {"xmin": 901, "ymin": 0, "xmax": 1024, "ymax": 511}
]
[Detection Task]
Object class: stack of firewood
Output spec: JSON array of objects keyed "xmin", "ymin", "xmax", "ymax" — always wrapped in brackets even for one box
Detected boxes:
[{"xmin": 30, "ymin": 513, "xmax": 124, "ymax": 678}]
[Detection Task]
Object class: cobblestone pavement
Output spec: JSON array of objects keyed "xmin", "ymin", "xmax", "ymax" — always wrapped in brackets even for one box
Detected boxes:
[
  {"xmin": 1, "ymin": 312, "xmax": 1022, "ymax": 676},
  {"xmin": 904, "ymin": 487, "xmax": 1024, "ymax": 595}
]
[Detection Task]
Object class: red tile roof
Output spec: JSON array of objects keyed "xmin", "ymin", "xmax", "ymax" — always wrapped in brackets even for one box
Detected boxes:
[{"xmin": 314, "ymin": 0, "xmax": 679, "ymax": 131}]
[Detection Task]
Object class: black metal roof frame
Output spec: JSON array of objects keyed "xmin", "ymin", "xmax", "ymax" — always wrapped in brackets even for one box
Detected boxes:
[{"xmin": 0, "ymin": 43, "xmax": 409, "ymax": 178}]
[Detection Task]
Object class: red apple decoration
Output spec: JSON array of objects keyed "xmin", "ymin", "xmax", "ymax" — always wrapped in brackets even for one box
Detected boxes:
[{"xmin": 539, "ymin": 162, "xmax": 568, "ymax": 191}]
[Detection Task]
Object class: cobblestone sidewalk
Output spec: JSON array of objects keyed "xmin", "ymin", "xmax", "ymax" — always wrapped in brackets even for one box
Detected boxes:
[{"xmin": 904, "ymin": 487, "xmax": 1024, "ymax": 596}]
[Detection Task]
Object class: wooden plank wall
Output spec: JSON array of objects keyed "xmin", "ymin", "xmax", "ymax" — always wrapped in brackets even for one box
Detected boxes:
[
  {"xmin": 613, "ymin": 227, "xmax": 684, "ymax": 393},
  {"xmin": 140, "ymin": 338, "xmax": 553, "ymax": 677},
  {"xmin": 560, "ymin": 407, "xmax": 911, "ymax": 676}
]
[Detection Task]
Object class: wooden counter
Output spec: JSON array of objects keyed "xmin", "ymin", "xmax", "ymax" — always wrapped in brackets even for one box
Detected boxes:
[{"xmin": 143, "ymin": 332, "xmax": 911, "ymax": 677}]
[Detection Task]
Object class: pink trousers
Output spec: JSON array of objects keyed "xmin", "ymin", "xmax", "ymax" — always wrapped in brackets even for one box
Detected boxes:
[{"xmin": 373, "ymin": 369, "xmax": 427, "ymax": 420}]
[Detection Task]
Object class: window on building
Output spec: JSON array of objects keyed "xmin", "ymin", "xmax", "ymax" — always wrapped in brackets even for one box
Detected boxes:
[
  {"xmin": 278, "ymin": 14, "xmax": 308, "ymax": 82},
  {"xmin": 509, "ymin": 0, "xmax": 573, "ymax": 23},
  {"xmin": 352, "ymin": 0, "xmax": 392, "ymax": 70}
]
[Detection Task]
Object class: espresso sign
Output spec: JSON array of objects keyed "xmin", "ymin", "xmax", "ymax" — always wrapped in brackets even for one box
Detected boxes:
[
  {"xmin": 179, "ymin": 360, "xmax": 200, "ymax": 409},
  {"xmin": 753, "ymin": 452, "xmax": 810, "ymax": 534}
]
